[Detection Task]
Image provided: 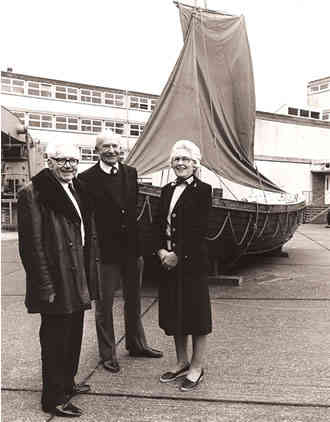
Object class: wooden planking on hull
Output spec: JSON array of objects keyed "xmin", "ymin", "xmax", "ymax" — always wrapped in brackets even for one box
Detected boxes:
[{"xmin": 137, "ymin": 184, "xmax": 305, "ymax": 269}]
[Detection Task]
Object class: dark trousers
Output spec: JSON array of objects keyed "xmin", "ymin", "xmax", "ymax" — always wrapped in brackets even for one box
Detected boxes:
[
  {"xmin": 95, "ymin": 260, "xmax": 147, "ymax": 362},
  {"xmin": 40, "ymin": 311, "xmax": 84, "ymax": 411}
]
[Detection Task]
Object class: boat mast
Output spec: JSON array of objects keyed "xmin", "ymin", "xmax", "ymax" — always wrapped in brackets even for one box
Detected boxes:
[{"xmin": 173, "ymin": 1, "xmax": 234, "ymax": 16}]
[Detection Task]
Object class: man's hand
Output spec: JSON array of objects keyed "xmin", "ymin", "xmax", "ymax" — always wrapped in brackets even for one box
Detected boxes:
[{"xmin": 48, "ymin": 293, "xmax": 56, "ymax": 303}]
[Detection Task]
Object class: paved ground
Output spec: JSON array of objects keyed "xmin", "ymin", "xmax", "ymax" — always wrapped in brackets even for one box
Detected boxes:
[{"xmin": 1, "ymin": 224, "xmax": 330, "ymax": 421}]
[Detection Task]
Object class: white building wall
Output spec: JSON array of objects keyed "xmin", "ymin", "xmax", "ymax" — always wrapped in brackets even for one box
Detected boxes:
[
  {"xmin": 255, "ymin": 117, "xmax": 330, "ymax": 160},
  {"xmin": 307, "ymin": 77, "xmax": 330, "ymax": 113},
  {"xmin": 2, "ymin": 92, "xmax": 150, "ymax": 123},
  {"xmin": 307, "ymin": 89, "xmax": 330, "ymax": 110},
  {"xmin": 1, "ymin": 89, "xmax": 151, "ymax": 164},
  {"xmin": 255, "ymin": 160, "xmax": 311, "ymax": 195},
  {"xmin": 308, "ymin": 90, "xmax": 330, "ymax": 110}
]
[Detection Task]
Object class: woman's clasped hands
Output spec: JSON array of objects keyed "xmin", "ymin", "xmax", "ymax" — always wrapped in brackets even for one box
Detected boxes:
[{"xmin": 158, "ymin": 249, "xmax": 178, "ymax": 271}]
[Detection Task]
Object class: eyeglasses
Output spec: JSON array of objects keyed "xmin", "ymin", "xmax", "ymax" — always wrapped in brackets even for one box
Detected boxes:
[
  {"xmin": 51, "ymin": 157, "xmax": 79, "ymax": 167},
  {"xmin": 172, "ymin": 157, "xmax": 193, "ymax": 164}
]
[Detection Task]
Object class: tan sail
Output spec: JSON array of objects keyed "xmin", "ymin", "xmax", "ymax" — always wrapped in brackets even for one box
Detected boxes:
[{"xmin": 126, "ymin": 4, "xmax": 282, "ymax": 193}]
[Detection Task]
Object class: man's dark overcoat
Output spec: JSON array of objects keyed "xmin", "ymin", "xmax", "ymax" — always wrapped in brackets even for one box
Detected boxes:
[
  {"xmin": 155, "ymin": 176, "xmax": 212, "ymax": 336},
  {"xmin": 17, "ymin": 168, "xmax": 101, "ymax": 314}
]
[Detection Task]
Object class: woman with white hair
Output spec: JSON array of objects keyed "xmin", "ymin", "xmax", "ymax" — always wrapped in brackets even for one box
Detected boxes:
[{"xmin": 155, "ymin": 140, "xmax": 212, "ymax": 391}]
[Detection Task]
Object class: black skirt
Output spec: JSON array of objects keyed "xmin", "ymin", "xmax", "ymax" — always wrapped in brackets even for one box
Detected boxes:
[{"xmin": 158, "ymin": 264, "xmax": 212, "ymax": 336}]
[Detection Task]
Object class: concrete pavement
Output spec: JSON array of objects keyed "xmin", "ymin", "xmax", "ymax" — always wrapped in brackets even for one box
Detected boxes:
[{"xmin": 1, "ymin": 224, "xmax": 330, "ymax": 421}]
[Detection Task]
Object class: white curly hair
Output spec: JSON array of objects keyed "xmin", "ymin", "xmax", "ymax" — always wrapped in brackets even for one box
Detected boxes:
[{"xmin": 170, "ymin": 139, "xmax": 201, "ymax": 169}]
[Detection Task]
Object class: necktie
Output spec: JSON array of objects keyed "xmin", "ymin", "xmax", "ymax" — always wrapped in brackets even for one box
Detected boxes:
[
  {"xmin": 69, "ymin": 183, "xmax": 82, "ymax": 211},
  {"xmin": 110, "ymin": 166, "xmax": 118, "ymax": 176}
]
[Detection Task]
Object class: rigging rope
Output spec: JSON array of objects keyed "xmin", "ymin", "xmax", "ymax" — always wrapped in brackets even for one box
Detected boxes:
[
  {"xmin": 255, "ymin": 164, "xmax": 268, "ymax": 204},
  {"xmin": 271, "ymin": 215, "xmax": 281, "ymax": 238},
  {"xmin": 256, "ymin": 213, "xmax": 269, "ymax": 239},
  {"xmin": 137, "ymin": 195, "xmax": 153, "ymax": 223},
  {"xmin": 229, "ymin": 212, "xmax": 252, "ymax": 246},
  {"xmin": 137, "ymin": 192, "xmax": 302, "ymax": 264},
  {"xmin": 205, "ymin": 213, "xmax": 230, "ymax": 241},
  {"xmin": 216, "ymin": 174, "xmax": 239, "ymax": 200}
]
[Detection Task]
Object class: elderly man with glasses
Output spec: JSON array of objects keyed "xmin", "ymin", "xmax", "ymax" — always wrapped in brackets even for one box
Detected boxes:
[{"xmin": 17, "ymin": 142, "xmax": 101, "ymax": 417}]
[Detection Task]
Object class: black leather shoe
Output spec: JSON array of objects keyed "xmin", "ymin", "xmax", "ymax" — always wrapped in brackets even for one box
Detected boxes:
[
  {"xmin": 180, "ymin": 369, "xmax": 204, "ymax": 391},
  {"xmin": 159, "ymin": 363, "xmax": 190, "ymax": 383},
  {"xmin": 129, "ymin": 346, "xmax": 163, "ymax": 358},
  {"xmin": 103, "ymin": 360, "xmax": 120, "ymax": 373},
  {"xmin": 43, "ymin": 402, "xmax": 83, "ymax": 417},
  {"xmin": 72, "ymin": 382, "xmax": 91, "ymax": 395}
]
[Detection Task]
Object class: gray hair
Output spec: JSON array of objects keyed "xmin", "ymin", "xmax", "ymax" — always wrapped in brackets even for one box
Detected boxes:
[
  {"xmin": 170, "ymin": 139, "xmax": 201, "ymax": 168},
  {"xmin": 46, "ymin": 142, "xmax": 80, "ymax": 159},
  {"xmin": 95, "ymin": 130, "xmax": 123, "ymax": 150}
]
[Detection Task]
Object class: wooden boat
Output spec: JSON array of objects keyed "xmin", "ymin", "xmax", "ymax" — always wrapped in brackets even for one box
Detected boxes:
[
  {"xmin": 127, "ymin": 2, "xmax": 305, "ymax": 270},
  {"xmin": 136, "ymin": 184, "xmax": 304, "ymax": 270}
]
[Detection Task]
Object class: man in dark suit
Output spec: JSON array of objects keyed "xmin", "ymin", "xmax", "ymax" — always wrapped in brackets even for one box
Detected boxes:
[
  {"xmin": 78, "ymin": 131, "xmax": 162, "ymax": 373},
  {"xmin": 17, "ymin": 143, "xmax": 101, "ymax": 417}
]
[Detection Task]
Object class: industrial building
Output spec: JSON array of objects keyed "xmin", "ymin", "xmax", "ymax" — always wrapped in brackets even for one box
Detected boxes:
[{"xmin": 1, "ymin": 69, "xmax": 330, "ymax": 227}]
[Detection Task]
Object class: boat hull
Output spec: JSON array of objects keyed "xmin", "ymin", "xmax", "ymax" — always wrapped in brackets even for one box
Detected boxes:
[{"xmin": 137, "ymin": 184, "xmax": 305, "ymax": 270}]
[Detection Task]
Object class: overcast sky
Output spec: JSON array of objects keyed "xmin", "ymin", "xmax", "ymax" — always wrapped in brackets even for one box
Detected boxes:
[{"xmin": 2, "ymin": 0, "xmax": 329, "ymax": 112}]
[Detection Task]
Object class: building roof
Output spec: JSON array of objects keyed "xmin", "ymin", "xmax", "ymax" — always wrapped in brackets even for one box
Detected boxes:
[
  {"xmin": 1, "ymin": 70, "xmax": 160, "ymax": 99},
  {"xmin": 307, "ymin": 76, "xmax": 330, "ymax": 86},
  {"xmin": 256, "ymin": 110, "xmax": 330, "ymax": 128},
  {"xmin": 1, "ymin": 106, "xmax": 27, "ymax": 144}
]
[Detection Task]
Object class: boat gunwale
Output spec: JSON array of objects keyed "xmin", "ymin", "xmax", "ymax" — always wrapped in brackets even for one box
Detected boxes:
[{"xmin": 138, "ymin": 184, "xmax": 306, "ymax": 214}]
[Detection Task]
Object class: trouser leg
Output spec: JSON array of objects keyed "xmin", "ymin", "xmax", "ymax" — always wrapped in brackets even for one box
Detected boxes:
[
  {"xmin": 40, "ymin": 313, "xmax": 71, "ymax": 410},
  {"xmin": 95, "ymin": 264, "xmax": 121, "ymax": 362},
  {"xmin": 122, "ymin": 259, "xmax": 147, "ymax": 351},
  {"xmin": 64, "ymin": 311, "xmax": 84, "ymax": 394}
]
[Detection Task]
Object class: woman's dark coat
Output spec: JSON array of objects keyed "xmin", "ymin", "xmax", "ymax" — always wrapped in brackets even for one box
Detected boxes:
[
  {"xmin": 155, "ymin": 176, "xmax": 212, "ymax": 336},
  {"xmin": 17, "ymin": 168, "xmax": 101, "ymax": 314}
]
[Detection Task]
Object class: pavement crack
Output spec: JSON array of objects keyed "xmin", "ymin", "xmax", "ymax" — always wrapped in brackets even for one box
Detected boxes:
[
  {"xmin": 81, "ymin": 298, "xmax": 159, "ymax": 385},
  {"xmin": 59, "ymin": 390, "xmax": 330, "ymax": 409},
  {"xmin": 297, "ymin": 230, "xmax": 330, "ymax": 252},
  {"xmin": 3, "ymin": 387, "xmax": 330, "ymax": 409},
  {"xmin": 211, "ymin": 297, "xmax": 330, "ymax": 301}
]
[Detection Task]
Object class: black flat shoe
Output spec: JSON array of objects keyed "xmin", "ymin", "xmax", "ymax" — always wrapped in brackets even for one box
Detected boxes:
[
  {"xmin": 103, "ymin": 360, "xmax": 120, "ymax": 373},
  {"xmin": 180, "ymin": 369, "xmax": 204, "ymax": 391},
  {"xmin": 159, "ymin": 363, "xmax": 190, "ymax": 383},
  {"xmin": 129, "ymin": 346, "xmax": 163, "ymax": 358}
]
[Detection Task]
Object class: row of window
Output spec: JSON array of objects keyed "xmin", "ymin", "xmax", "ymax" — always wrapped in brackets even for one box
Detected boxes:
[
  {"xmin": 13, "ymin": 111, "xmax": 145, "ymax": 136},
  {"xmin": 287, "ymin": 107, "xmax": 329, "ymax": 120},
  {"xmin": 79, "ymin": 146, "xmax": 99, "ymax": 162},
  {"xmin": 2, "ymin": 77, "xmax": 157, "ymax": 111},
  {"xmin": 308, "ymin": 82, "xmax": 329, "ymax": 94}
]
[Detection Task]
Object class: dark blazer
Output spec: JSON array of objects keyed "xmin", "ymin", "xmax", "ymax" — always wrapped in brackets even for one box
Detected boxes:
[
  {"xmin": 17, "ymin": 169, "xmax": 101, "ymax": 314},
  {"xmin": 156, "ymin": 176, "xmax": 212, "ymax": 275},
  {"xmin": 78, "ymin": 162, "xmax": 140, "ymax": 263}
]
